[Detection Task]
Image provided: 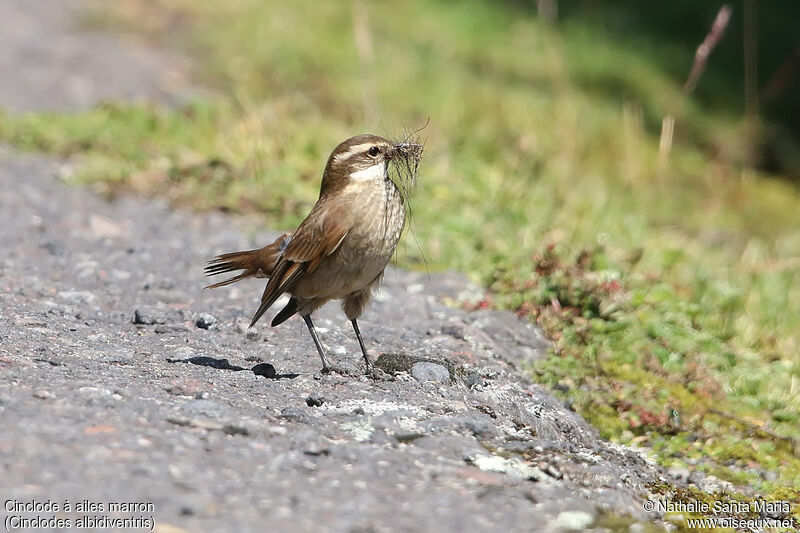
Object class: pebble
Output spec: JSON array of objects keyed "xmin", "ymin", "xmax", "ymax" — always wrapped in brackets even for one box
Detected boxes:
[
  {"xmin": 465, "ymin": 373, "xmax": 483, "ymax": 388},
  {"xmin": 410, "ymin": 362, "xmax": 450, "ymax": 383},
  {"xmin": 393, "ymin": 428, "xmax": 425, "ymax": 443},
  {"xmin": 305, "ymin": 396, "xmax": 324, "ymax": 407},
  {"xmin": 544, "ymin": 464, "xmax": 563, "ymax": 480},
  {"xmin": 180, "ymin": 399, "xmax": 227, "ymax": 419},
  {"xmin": 195, "ymin": 313, "xmax": 218, "ymax": 329},
  {"xmin": 552, "ymin": 510, "xmax": 595, "ymax": 531},
  {"xmin": 667, "ymin": 466, "xmax": 690, "ymax": 483},
  {"xmin": 252, "ymin": 363, "xmax": 277, "ymax": 378},
  {"xmin": 33, "ymin": 389, "xmax": 55, "ymax": 400},
  {"xmin": 100, "ymin": 349, "xmax": 134, "ymax": 365},
  {"xmin": 462, "ymin": 416, "xmax": 495, "ymax": 437},
  {"xmin": 165, "ymin": 379, "xmax": 205, "ymax": 397},
  {"xmin": 132, "ymin": 307, "xmax": 168, "ymax": 325},
  {"xmin": 58, "ymin": 290, "xmax": 96, "ymax": 304},
  {"xmin": 279, "ymin": 407, "xmax": 310, "ymax": 423}
]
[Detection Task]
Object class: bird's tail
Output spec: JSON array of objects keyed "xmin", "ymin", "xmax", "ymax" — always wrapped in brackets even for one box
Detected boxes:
[{"xmin": 204, "ymin": 232, "xmax": 291, "ymax": 289}]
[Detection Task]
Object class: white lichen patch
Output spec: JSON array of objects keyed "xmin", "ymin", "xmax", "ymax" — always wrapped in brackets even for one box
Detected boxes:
[
  {"xmin": 469, "ymin": 454, "xmax": 544, "ymax": 481},
  {"xmin": 321, "ymin": 399, "xmax": 427, "ymax": 418},
  {"xmin": 340, "ymin": 420, "xmax": 376, "ymax": 442}
]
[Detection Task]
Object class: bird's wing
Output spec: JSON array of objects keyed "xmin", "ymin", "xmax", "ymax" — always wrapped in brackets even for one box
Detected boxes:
[{"xmin": 248, "ymin": 204, "xmax": 351, "ymax": 327}]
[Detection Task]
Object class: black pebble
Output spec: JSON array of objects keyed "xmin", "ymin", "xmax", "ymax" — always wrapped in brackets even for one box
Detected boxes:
[
  {"xmin": 252, "ymin": 362, "xmax": 277, "ymax": 378},
  {"xmin": 306, "ymin": 396, "xmax": 324, "ymax": 407},
  {"xmin": 195, "ymin": 313, "xmax": 218, "ymax": 329}
]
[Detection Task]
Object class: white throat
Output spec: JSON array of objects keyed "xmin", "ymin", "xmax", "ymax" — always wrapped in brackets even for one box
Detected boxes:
[{"xmin": 349, "ymin": 162, "xmax": 386, "ymax": 183}]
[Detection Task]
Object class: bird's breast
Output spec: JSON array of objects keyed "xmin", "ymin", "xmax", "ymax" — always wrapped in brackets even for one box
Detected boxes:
[{"xmin": 293, "ymin": 179, "xmax": 405, "ymax": 300}]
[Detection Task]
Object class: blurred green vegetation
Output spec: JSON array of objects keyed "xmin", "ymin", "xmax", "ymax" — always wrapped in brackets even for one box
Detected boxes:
[{"xmin": 1, "ymin": 0, "xmax": 799, "ymax": 516}]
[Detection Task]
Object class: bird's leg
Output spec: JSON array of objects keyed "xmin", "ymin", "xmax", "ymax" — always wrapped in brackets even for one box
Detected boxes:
[
  {"xmin": 350, "ymin": 319, "xmax": 373, "ymax": 373},
  {"xmin": 302, "ymin": 314, "xmax": 330, "ymax": 372}
]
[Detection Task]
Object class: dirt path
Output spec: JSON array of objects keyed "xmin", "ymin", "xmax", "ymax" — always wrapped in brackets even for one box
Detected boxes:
[{"xmin": 0, "ymin": 2, "xmax": 666, "ymax": 531}]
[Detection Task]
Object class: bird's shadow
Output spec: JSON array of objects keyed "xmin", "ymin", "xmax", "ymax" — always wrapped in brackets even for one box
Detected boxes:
[{"xmin": 166, "ymin": 356, "xmax": 300, "ymax": 379}]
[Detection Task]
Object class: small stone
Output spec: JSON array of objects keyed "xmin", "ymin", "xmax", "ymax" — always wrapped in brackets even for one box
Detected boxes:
[
  {"xmin": 173, "ymin": 347, "xmax": 196, "ymax": 359},
  {"xmin": 462, "ymin": 416, "xmax": 495, "ymax": 437},
  {"xmin": 33, "ymin": 389, "xmax": 55, "ymax": 400},
  {"xmin": 370, "ymin": 429, "xmax": 396, "ymax": 446},
  {"xmin": 667, "ymin": 466, "xmax": 690, "ymax": 483},
  {"xmin": 221, "ymin": 423, "xmax": 250, "ymax": 436},
  {"xmin": 303, "ymin": 441, "xmax": 330, "ymax": 456},
  {"xmin": 252, "ymin": 363, "xmax": 277, "ymax": 378},
  {"xmin": 165, "ymin": 379, "xmax": 205, "ymax": 397},
  {"xmin": 553, "ymin": 511, "xmax": 594, "ymax": 531},
  {"xmin": 544, "ymin": 464, "xmax": 563, "ymax": 480},
  {"xmin": 132, "ymin": 307, "xmax": 167, "ymax": 325},
  {"xmin": 306, "ymin": 396, "xmax": 324, "ymax": 407},
  {"xmin": 279, "ymin": 407, "xmax": 310, "ymax": 423},
  {"xmin": 393, "ymin": 428, "xmax": 425, "ymax": 443},
  {"xmin": 195, "ymin": 313, "xmax": 218, "ymax": 329},
  {"xmin": 696, "ymin": 474, "xmax": 733, "ymax": 494},
  {"xmin": 58, "ymin": 290, "xmax": 96, "ymax": 304},
  {"xmin": 410, "ymin": 362, "xmax": 450, "ymax": 383},
  {"xmin": 100, "ymin": 349, "xmax": 134, "ymax": 365},
  {"xmin": 465, "ymin": 373, "xmax": 483, "ymax": 388},
  {"xmin": 180, "ymin": 399, "xmax": 227, "ymax": 418}
]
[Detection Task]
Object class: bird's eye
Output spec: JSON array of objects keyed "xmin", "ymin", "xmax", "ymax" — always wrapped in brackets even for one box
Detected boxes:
[{"xmin": 367, "ymin": 146, "xmax": 381, "ymax": 157}]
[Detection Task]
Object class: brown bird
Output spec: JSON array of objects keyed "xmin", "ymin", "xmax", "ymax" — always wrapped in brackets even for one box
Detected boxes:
[{"xmin": 204, "ymin": 134, "xmax": 422, "ymax": 373}]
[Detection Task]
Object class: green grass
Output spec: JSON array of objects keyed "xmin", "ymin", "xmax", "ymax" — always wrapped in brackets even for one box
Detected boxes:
[{"xmin": 2, "ymin": 0, "xmax": 799, "ymax": 512}]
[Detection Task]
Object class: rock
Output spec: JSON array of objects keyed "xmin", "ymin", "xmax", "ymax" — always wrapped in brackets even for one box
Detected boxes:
[
  {"xmin": 180, "ymin": 399, "xmax": 228, "ymax": 419},
  {"xmin": 132, "ymin": 307, "xmax": 168, "ymax": 325},
  {"xmin": 99, "ymin": 348, "xmax": 134, "ymax": 365},
  {"xmin": 393, "ymin": 428, "xmax": 425, "ymax": 443},
  {"xmin": 194, "ymin": 313, "xmax": 218, "ymax": 329},
  {"xmin": 58, "ymin": 290, "xmax": 96, "ymax": 304},
  {"xmin": 33, "ymin": 389, "xmax": 55, "ymax": 400},
  {"xmin": 305, "ymin": 396, "xmax": 324, "ymax": 407},
  {"xmin": 465, "ymin": 373, "xmax": 483, "ymax": 388},
  {"xmin": 461, "ymin": 416, "xmax": 496, "ymax": 438},
  {"xmin": 551, "ymin": 510, "xmax": 595, "ymax": 531},
  {"xmin": 165, "ymin": 379, "xmax": 206, "ymax": 397},
  {"xmin": 221, "ymin": 423, "xmax": 250, "ymax": 436},
  {"xmin": 279, "ymin": 407, "xmax": 310, "ymax": 423},
  {"xmin": 667, "ymin": 466, "xmax": 690, "ymax": 483},
  {"xmin": 252, "ymin": 362, "xmax": 277, "ymax": 378},
  {"xmin": 696, "ymin": 474, "xmax": 734, "ymax": 494},
  {"xmin": 411, "ymin": 362, "xmax": 451, "ymax": 383}
]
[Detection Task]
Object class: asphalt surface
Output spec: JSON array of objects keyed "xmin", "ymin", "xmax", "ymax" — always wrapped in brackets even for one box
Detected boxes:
[{"xmin": 0, "ymin": 1, "xmax": 670, "ymax": 531}]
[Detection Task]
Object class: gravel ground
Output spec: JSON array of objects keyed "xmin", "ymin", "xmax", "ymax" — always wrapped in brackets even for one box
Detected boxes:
[{"xmin": 0, "ymin": 1, "xmax": 670, "ymax": 531}]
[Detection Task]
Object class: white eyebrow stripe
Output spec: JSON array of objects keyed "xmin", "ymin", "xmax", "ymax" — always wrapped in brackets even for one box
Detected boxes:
[{"xmin": 333, "ymin": 142, "xmax": 382, "ymax": 164}]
